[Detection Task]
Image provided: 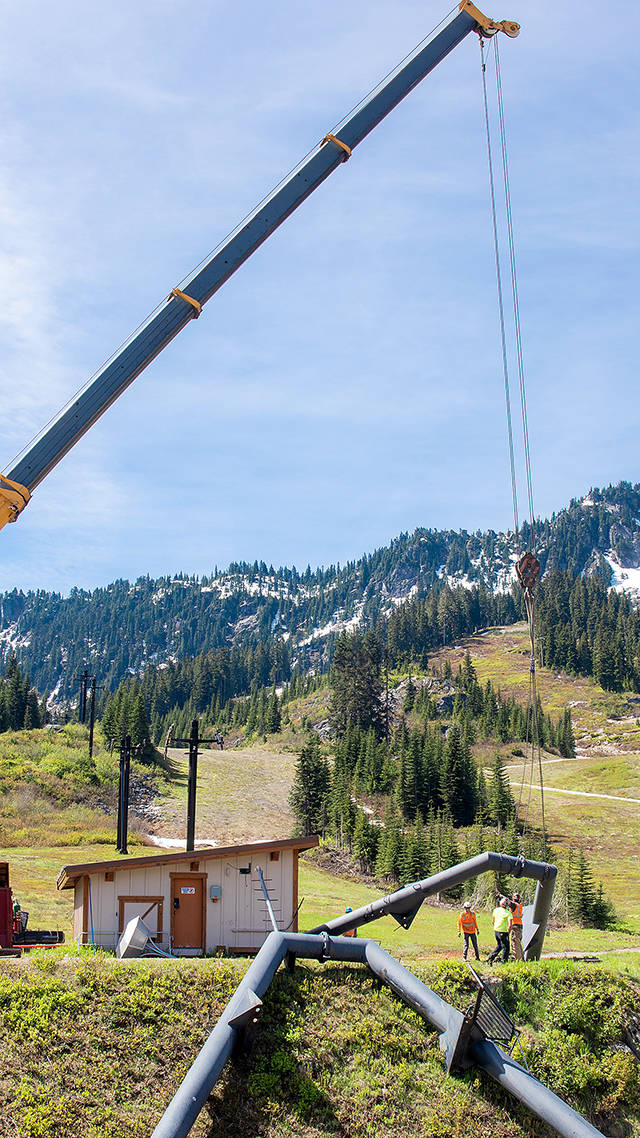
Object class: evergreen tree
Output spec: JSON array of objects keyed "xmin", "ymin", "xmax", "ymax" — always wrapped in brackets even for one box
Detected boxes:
[
  {"xmin": 353, "ymin": 810, "xmax": 379, "ymax": 872},
  {"xmin": 329, "ymin": 630, "xmax": 385, "ymax": 739},
  {"xmin": 289, "ymin": 737, "xmax": 331, "ymax": 836},
  {"xmin": 375, "ymin": 803, "xmax": 402, "ymax": 880},
  {"xmin": 398, "ymin": 814, "xmax": 430, "ymax": 885},
  {"xmin": 24, "ymin": 689, "xmax": 41, "ymax": 729},
  {"xmin": 440, "ymin": 726, "xmax": 477, "ymax": 825},
  {"xmin": 0, "ymin": 656, "xmax": 42, "ymax": 732},
  {"xmin": 558, "ymin": 709, "xmax": 575, "ymax": 758},
  {"xmin": 488, "ymin": 753, "xmax": 516, "ymax": 827},
  {"xmin": 403, "ymin": 677, "xmax": 416, "ymax": 713},
  {"xmin": 475, "ymin": 765, "xmax": 490, "ymax": 823},
  {"xmin": 329, "ymin": 752, "xmax": 356, "ymax": 849},
  {"xmin": 567, "ymin": 846, "xmax": 596, "ymax": 925},
  {"xmin": 265, "ymin": 690, "xmax": 281, "ymax": 734}
]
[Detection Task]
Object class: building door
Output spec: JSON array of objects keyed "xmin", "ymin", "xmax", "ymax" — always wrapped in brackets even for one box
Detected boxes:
[{"xmin": 171, "ymin": 875, "xmax": 206, "ymax": 951}]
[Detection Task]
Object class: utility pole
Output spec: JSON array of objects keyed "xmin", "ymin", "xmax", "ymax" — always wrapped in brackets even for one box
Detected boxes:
[
  {"xmin": 88, "ymin": 676, "xmax": 99, "ymax": 759},
  {"xmin": 74, "ymin": 667, "xmax": 89, "ymax": 723},
  {"xmin": 116, "ymin": 732, "xmax": 131, "ymax": 854},
  {"xmin": 186, "ymin": 720, "xmax": 198, "ymax": 855},
  {"xmin": 173, "ymin": 719, "xmax": 220, "ymax": 852}
]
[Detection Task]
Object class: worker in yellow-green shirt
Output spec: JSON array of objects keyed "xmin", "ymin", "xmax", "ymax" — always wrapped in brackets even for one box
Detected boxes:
[{"xmin": 487, "ymin": 896, "xmax": 511, "ymax": 964}]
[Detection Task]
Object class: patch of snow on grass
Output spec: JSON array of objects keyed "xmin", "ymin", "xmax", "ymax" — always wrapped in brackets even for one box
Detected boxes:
[{"xmin": 146, "ymin": 836, "xmax": 218, "ymax": 848}]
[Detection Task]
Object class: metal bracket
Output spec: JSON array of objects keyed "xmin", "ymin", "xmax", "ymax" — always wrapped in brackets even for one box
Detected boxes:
[
  {"xmin": 0, "ymin": 473, "xmax": 31, "ymax": 527},
  {"xmin": 170, "ymin": 287, "xmax": 202, "ymax": 318},
  {"xmin": 440, "ymin": 1012, "xmax": 477, "ymax": 1073},
  {"xmin": 390, "ymin": 901, "xmax": 423, "ymax": 930},
  {"xmin": 322, "ymin": 133, "xmax": 352, "ymax": 161},
  {"xmin": 228, "ymin": 987, "xmax": 263, "ymax": 1030},
  {"xmin": 458, "ymin": 1, "xmax": 520, "ymax": 37}
]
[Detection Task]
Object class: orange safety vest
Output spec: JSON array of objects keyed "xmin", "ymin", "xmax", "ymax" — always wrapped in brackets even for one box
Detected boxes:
[
  {"xmin": 458, "ymin": 910, "xmax": 478, "ymax": 934},
  {"xmin": 511, "ymin": 902, "xmax": 523, "ymax": 926}
]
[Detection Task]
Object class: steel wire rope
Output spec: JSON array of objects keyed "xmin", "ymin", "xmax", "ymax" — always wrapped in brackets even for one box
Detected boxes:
[
  {"xmin": 493, "ymin": 37, "xmax": 535, "ymax": 541},
  {"xmin": 482, "ymin": 38, "xmax": 533, "ymax": 837},
  {"xmin": 479, "ymin": 38, "xmax": 546, "ymax": 856},
  {"xmin": 3, "ymin": 7, "xmax": 458, "ymax": 479},
  {"xmin": 491, "ymin": 38, "xmax": 545, "ymax": 851},
  {"xmin": 494, "ymin": 40, "xmax": 546, "ymax": 854},
  {"xmin": 479, "ymin": 37, "xmax": 520, "ymax": 551}
]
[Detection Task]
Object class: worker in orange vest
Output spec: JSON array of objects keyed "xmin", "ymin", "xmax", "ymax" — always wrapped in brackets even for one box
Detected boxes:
[
  {"xmin": 457, "ymin": 901, "xmax": 480, "ymax": 961},
  {"xmin": 343, "ymin": 906, "xmax": 357, "ymax": 937},
  {"xmin": 509, "ymin": 892, "xmax": 524, "ymax": 961}
]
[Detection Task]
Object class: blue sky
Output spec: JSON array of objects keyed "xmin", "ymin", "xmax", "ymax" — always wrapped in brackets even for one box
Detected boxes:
[{"xmin": 1, "ymin": 1, "xmax": 638, "ymax": 593}]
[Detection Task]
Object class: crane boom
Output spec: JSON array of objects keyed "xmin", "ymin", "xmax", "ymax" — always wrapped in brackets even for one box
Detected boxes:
[{"xmin": 0, "ymin": 1, "xmax": 518, "ymax": 531}]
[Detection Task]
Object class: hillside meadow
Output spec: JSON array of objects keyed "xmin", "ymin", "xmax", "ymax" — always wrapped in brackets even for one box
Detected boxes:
[{"xmin": 0, "ymin": 950, "xmax": 639, "ymax": 1138}]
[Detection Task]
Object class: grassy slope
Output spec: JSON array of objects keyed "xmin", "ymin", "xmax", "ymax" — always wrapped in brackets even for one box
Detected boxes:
[
  {"xmin": 3, "ymin": 625, "xmax": 640, "ymax": 948},
  {"xmin": 154, "ymin": 743, "xmax": 298, "ymax": 845},
  {"xmin": 0, "ymin": 951, "xmax": 638, "ymax": 1138},
  {"xmin": 434, "ymin": 625, "xmax": 640, "ymax": 927}
]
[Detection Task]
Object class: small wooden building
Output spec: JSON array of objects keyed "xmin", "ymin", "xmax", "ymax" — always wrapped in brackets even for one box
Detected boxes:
[{"xmin": 57, "ymin": 836, "xmax": 318, "ymax": 955}]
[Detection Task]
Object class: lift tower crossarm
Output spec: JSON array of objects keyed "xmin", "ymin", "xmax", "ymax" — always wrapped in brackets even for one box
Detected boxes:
[{"xmin": 2, "ymin": 4, "xmax": 518, "ymax": 523}]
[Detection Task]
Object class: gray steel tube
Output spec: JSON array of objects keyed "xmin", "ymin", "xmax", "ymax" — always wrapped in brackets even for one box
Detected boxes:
[
  {"xmin": 151, "ymin": 932, "xmax": 288, "ymax": 1138},
  {"xmin": 471, "ymin": 1038, "xmax": 607, "ymax": 1138},
  {"xmin": 525, "ymin": 869, "xmax": 558, "ymax": 959},
  {"xmin": 364, "ymin": 939, "xmax": 464, "ymax": 1036},
  {"xmin": 310, "ymin": 852, "xmax": 557, "ymax": 960},
  {"xmin": 151, "ymin": 932, "xmax": 367, "ymax": 1138},
  {"xmin": 153, "ymin": 930, "xmax": 605, "ymax": 1138},
  {"xmin": 363, "ymin": 942, "xmax": 605, "ymax": 1138}
]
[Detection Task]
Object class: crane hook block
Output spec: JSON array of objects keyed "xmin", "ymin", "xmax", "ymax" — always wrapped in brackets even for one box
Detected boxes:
[
  {"xmin": 458, "ymin": 1, "xmax": 520, "ymax": 37},
  {"xmin": 515, "ymin": 551, "xmax": 540, "ymax": 592},
  {"xmin": 0, "ymin": 473, "xmax": 31, "ymax": 529}
]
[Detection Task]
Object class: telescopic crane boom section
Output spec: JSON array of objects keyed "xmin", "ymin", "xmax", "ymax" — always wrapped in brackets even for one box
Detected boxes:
[{"xmin": 0, "ymin": 2, "xmax": 519, "ymax": 532}]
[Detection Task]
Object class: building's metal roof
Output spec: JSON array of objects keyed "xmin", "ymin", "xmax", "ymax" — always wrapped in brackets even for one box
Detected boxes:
[{"xmin": 57, "ymin": 835, "xmax": 318, "ymax": 890}]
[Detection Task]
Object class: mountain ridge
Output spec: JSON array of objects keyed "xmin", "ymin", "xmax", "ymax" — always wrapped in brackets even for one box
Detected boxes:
[{"xmin": 2, "ymin": 480, "xmax": 640, "ymax": 701}]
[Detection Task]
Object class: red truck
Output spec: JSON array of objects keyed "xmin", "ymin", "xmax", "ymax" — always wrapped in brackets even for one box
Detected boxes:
[{"xmin": 0, "ymin": 863, "xmax": 64, "ymax": 953}]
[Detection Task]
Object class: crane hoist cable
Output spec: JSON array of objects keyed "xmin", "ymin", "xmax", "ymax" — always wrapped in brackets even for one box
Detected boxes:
[{"xmin": 479, "ymin": 35, "xmax": 546, "ymax": 857}]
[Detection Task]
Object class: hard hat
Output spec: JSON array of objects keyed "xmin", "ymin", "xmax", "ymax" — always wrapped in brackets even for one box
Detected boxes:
[
  {"xmin": 463, "ymin": 901, "xmax": 471, "ymax": 908},
  {"xmin": 345, "ymin": 907, "xmax": 353, "ymax": 913}
]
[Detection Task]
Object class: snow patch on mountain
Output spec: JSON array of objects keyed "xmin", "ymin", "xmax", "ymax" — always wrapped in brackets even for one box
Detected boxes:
[
  {"xmin": 0, "ymin": 622, "xmax": 30, "ymax": 652},
  {"xmin": 298, "ymin": 604, "xmax": 364, "ymax": 646},
  {"xmin": 605, "ymin": 552, "xmax": 640, "ymax": 602}
]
